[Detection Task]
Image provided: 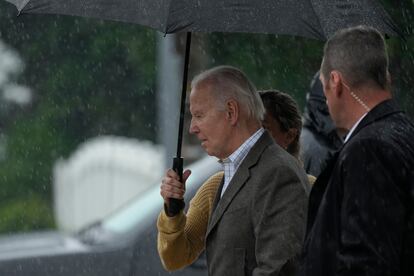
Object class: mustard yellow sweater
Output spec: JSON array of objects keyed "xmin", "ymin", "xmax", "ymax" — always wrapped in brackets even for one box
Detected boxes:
[
  {"xmin": 157, "ymin": 171, "xmax": 315, "ymax": 271},
  {"xmin": 157, "ymin": 171, "xmax": 224, "ymax": 271}
]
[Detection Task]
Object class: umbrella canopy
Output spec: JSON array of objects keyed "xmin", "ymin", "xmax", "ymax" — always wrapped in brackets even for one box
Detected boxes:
[{"xmin": 5, "ymin": 0, "xmax": 400, "ymax": 39}]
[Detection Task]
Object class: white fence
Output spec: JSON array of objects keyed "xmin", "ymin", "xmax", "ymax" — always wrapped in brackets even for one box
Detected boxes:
[{"xmin": 53, "ymin": 136, "xmax": 164, "ymax": 233}]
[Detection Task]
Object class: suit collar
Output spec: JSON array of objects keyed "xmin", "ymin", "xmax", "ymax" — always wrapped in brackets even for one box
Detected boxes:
[
  {"xmin": 206, "ymin": 131, "xmax": 274, "ymax": 238},
  {"xmin": 346, "ymin": 99, "xmax": 402, "ymax": 143}
]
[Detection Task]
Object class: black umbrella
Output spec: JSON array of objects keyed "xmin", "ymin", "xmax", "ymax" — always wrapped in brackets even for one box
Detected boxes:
[
  {"xmin": 3, "ymin": 0, "xmax": 401, "ymax": 39},
  {"xmin": 3, "ymin": 0, "xmax": 401, "ymax": 214}
]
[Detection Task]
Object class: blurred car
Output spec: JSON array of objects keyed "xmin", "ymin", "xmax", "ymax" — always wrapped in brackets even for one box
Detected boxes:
[{"xmin": 0, "ymin": 155, "xmax": 221, "ymax": 276}]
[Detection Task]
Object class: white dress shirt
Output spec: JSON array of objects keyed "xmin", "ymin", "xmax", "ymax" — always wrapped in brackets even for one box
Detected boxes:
[{"xmin": 219, "ymin": 128, "xmax": 265, "ymax": 197}]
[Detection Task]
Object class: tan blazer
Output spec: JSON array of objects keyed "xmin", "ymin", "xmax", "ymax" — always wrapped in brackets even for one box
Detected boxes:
[{"xmin": 205, "ymin": 131, "xmax": 309, "ymax": 276}]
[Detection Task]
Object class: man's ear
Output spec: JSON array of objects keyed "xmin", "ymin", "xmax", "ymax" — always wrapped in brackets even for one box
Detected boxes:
[
  {"xmin": 226, "ymin": 99, "xmax": 239, "ymax": 125},
  {"xmin": 330, "ymin": 70, "xmax": 343, "ymax": 97}
]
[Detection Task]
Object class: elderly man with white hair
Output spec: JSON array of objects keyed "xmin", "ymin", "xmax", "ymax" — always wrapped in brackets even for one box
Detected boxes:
[{"xmin": 158, "ymin": 65, "xmax": 309, "ymax": 275}]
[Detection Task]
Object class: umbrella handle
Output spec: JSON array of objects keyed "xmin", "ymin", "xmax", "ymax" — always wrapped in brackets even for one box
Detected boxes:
[{"xmin": 167, "ymin": 157, "xmax": 185, "ymax": 216}]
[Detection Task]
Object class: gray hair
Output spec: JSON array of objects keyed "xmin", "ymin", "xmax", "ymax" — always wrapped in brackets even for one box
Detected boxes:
[
  {"xmin": 191, "ymin": 65, "xmax": 265, "ymax": 121},
  {"xmin": 321, "ymin": 25, "xmax": 390, "ymax": 90}
]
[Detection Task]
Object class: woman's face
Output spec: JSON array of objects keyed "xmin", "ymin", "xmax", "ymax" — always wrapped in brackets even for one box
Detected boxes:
[{"xmin": 262, "ymin": 112, "xmax": 291, "ymax": 150}]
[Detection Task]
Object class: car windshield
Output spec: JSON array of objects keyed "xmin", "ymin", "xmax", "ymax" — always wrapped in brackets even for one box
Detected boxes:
[{"xmin": 101, "ymin": 185, "xmax": 161, "ymax": 234}]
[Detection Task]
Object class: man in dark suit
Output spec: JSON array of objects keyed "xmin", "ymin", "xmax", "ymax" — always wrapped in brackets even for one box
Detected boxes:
[
  {"xmin": 160, "ymin": 65, "xmax": 309, "ymax": 275},
  {"xmin": 300, "ymin": 26, "xmax": 414, "ymax": 275}
]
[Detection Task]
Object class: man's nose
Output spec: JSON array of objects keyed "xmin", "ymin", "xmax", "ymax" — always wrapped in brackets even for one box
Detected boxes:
[{"xmin": 189, "ymin": 118, "xmax": 198, "ymax": 134}]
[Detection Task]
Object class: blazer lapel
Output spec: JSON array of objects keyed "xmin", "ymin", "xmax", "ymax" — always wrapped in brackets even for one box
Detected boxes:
[
  {"xmin": 212, "ymin": 177, "xmax": 225, "ymax": 212},
  {"xmin": 206, "ymin": 131, "xmax": 273, "ymax": 238}
]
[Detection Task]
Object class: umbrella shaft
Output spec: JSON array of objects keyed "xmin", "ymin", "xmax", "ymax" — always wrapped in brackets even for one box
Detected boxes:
[{"xmin": 176, "ymin": 32, "xmax": 192, "ymax": 158}]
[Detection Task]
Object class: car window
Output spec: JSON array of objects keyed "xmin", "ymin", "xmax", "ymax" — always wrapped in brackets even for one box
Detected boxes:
[{"xmin": 101, "ymin": 156, "xmax": 221, "ymax": 234}]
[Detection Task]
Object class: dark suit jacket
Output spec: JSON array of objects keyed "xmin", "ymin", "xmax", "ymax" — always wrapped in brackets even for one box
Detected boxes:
[
  {"xmin": 300, "ymin": 100, "xmax": 414, "ymax": 276},
  {"xmin": 205, "ymin": 131, "xmax": 309, "ymax": 276}
]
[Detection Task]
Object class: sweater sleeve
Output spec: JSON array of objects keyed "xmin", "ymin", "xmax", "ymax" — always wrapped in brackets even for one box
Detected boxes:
[{"xmin": 157, "ymin": 171, "xmax": 223, "ymax": 271}]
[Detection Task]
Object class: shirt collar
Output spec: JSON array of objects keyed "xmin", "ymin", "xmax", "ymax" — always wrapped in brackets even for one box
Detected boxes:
[
  {"xmin": 344, "ymin": 112, "xmax": 368, "ymax": 143},
  {"xmin": 219, "ymin": 127, "xmax": 264, "ymax": 166}
]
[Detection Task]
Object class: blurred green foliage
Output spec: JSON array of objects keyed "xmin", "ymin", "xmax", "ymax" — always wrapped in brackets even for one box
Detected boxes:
[
  {"xmin": 0, "ymin": 0, "xmax": 412, "ymax": 234},
  {"xmin": 0, "ymin": 3, "xmax": 157, "ymax": 233},
  {"xmin": 0, "ymin": 195, "xmax": 55, "ymax": 233}
]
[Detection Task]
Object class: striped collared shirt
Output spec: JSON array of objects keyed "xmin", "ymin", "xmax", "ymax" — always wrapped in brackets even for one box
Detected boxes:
[{"xmin": 219, "ymin": 128, "xmax": 265, "ymax": 198}]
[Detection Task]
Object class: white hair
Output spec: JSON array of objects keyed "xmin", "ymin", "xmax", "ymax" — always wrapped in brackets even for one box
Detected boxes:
[{"xmin": 191, "ymin": 65, "xmax": 265, "ymax": 121}]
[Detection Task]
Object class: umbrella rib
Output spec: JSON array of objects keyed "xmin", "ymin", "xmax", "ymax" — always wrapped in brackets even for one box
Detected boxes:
[
  {"xmin": 164, "ymin": 0, "xmax": 175, "ymax": 34},
  {"xmin": 308, "ymin": 0, "xmax": 326, "ymax": 40},
  {"xmin": 16, "ymin": 0, "xmax": 31, "ymax": 14}
]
